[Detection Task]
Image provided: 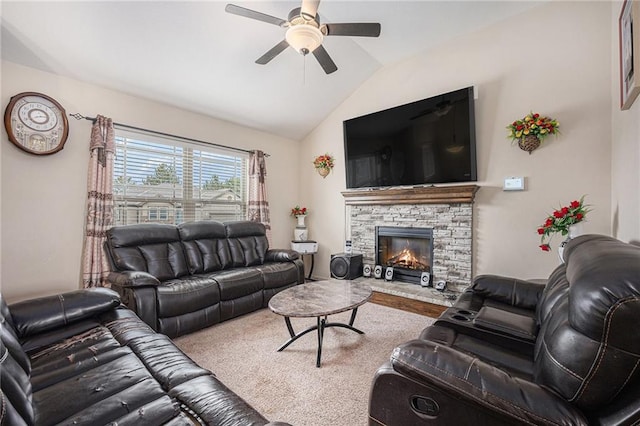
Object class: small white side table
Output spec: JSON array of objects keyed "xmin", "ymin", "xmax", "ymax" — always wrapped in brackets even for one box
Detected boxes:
[{"xmin": 291, "ymin": 240, "xmax": 318, "ymax": 281}]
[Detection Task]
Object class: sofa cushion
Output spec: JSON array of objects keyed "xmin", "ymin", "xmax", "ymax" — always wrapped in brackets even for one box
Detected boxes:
[
  {"xmin": 156, "ymin": 276, "xmax": 220, "ymax": 318},
  {"xmin": 106, "ymin": 224, "xmax": 189, "ymax": 281},
  {"xmin": 225, "ymin": 221, "xmax": 269, "ymax": 267},
  {"xmin": 212, "ymin": 269, "xmax": 263, "ymax": 301},
  {"xmin": 178, "ymin": 221, "xmax": 232, "ymax": 273},
  {"xmin": 254, "ymin": 262, "xmax": 301, "ymax": 290}
]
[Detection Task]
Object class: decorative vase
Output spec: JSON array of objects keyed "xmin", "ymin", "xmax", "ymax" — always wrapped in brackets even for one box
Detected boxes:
[
  {"xmin": 294, "ymin": 215, "xmax": 308, "ymax": 241},
  {"xmin": 518, "ymin": 134, "xmax": 541, "ymax": 155},
  {"xmin": 558, "ymin": 222, "xmax": 584, "ymax": 263},
  {"xmin": 317, "ymin": 167, "xmax": 330, "ymax": 178}
]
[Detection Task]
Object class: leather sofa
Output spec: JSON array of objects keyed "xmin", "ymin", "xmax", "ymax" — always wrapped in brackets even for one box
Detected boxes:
[
  {"xmin": 105, "ymin": 220, "xmax": 304, "ymax": 338},
  {"xmin": 0, "ymin": 288, "xmax": 289, "ymax": 425},
  {"xmin": 369, "ymin": 234, "xmax": 640, "ymax": 425}
]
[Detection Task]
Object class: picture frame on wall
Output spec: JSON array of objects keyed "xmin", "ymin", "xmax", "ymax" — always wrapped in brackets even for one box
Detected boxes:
[{"xmin": 620, "ymin": 0, "xmax": 640, "ymax": 110}]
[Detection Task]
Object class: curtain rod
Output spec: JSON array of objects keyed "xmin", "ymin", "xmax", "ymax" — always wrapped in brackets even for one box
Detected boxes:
[{"xmin": 69, "ymin": 113, "xmax": 269, "ymax": 157}]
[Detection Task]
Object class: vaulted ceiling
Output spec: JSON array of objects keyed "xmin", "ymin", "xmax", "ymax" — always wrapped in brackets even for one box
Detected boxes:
[{"xmin": 1, "ymin": 1, "xmax": 543, "ymax": 140}]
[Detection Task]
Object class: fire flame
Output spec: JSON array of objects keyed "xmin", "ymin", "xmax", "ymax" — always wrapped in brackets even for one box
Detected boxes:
[{"xmin": 387, "ymin": 247, "xmax": 428, "ymax": 270}]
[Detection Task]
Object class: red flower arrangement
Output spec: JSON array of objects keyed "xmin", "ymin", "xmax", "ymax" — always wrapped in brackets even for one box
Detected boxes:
[
  {"xmin": 290, "ymin": 205, "xmax": 307, "ymax": 216},
  {"xmin": 507, "ymin": 112, "xmax": 559, "ymax": 142},
  {"xmin": 537, "ymin": 196, "xmax": 590, "ymax": 252},
  {"xmin": 313, "ymin": 154, "xmax": 334, "ymax": 170}
]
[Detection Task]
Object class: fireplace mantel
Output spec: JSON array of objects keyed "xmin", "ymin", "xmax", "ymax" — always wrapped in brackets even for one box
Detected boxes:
[{"xmin": 341, "ymin": 185, "xmax": 479, "ymax": 206}]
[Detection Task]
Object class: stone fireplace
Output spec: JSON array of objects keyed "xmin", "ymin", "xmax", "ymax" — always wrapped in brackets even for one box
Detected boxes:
[
  {"xmin": 376, "ymin": 226, "xmax": 433, "ymax": 285},
  {"xmin": 342, "ymin": 185, "xmax": 478, "ymax": 296}
]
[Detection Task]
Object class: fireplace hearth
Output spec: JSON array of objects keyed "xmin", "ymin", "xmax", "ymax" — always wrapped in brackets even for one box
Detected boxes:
[{"xmin": 376, "ymin": 226, "xmax": 433, "ymax": 285}]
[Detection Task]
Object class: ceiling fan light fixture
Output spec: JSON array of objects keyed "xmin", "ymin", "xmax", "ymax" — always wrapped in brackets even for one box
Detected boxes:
[{"xmin": 285, "ymin": 24, "xmax": 323, "ymax": 55}]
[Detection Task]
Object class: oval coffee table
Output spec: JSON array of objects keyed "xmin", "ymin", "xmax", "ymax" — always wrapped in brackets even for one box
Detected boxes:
[{"xmin": 268, "ymin": 280, "xmax": 372, "ymax": 367}]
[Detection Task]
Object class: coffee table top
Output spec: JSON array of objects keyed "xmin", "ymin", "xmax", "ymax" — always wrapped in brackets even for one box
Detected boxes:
[{"xmin": 269, "ymin": 280, "xmax": 372, "ymax": 318}]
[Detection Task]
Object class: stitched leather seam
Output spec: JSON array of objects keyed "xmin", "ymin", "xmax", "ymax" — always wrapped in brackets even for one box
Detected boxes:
[
  {"xmin": 540, "ymin": 338, "xmax": 583, "ymax": 381},
  {"xmin": 572, "ymin": 297, "xmax": 640, "ymax": 402},
  {"xmin": 608, "ymin": 358, "xmax": 640, "ymax": 403},
  {"xmin": 395, "ymin": 352, "xmax": 560, "ymax": 425},
  {"xmin": 464, "ymin": 358, "xmax": 476, "ymax": 380}
]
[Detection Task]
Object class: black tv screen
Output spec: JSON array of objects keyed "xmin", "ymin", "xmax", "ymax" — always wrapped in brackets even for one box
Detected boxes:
[{"xmin": 343, "ymin": 87, "xmax": 477, "ymax": 189}]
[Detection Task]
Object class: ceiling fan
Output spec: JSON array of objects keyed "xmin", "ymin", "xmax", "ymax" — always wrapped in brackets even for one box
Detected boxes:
[{"xmin": 225, "ymin": 0, "xmax": 381, "ymax": 74}]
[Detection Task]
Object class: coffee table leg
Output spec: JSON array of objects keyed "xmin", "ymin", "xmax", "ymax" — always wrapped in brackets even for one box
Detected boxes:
[
  {"xmin": 316, "ymin": 316, "xmax": 326, "ymax": 368},
  {"xmin": 277, "ymin": 317, "xmax": 319, "ymax": 352}
]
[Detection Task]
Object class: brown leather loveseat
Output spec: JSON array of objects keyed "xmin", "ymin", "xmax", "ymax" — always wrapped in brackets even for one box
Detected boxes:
[
  {"xmin": 370, "ymin": 234, "xmax": 640, "ymax": 425},
  {"xmin": 105, "ymin": 220, "xmax": 304, "ymax": 338}
]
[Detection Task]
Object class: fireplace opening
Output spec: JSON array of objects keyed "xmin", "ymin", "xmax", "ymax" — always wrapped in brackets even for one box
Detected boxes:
[{"xmin": 376, "ymin": 226, "xmax": 433, "ymax": 285}]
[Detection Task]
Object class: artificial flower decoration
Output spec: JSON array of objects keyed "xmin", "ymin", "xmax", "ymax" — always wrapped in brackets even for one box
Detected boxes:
[
  {"xmin": 313, "ymin": 153, "xmax": 335, "ymax": 178},
  {"xmin": 507, "ymin": 112, "xmax": 560, "ymax": 154},
  {"xmin": 313, "ymin": 153, "xmax": 334, "ymax": 169},
  {"xmin": 537, "ymin": 196, "xmax": 590, "ymax": 252},
  {"xmin": 290, "ymin": 205, "xmax": 307, "ymax": 216}
]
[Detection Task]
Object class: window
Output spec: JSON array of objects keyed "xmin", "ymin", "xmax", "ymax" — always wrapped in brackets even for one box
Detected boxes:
[{"xmin": 113, "ymin": 129, "xmax": 248, "ymax": 226}]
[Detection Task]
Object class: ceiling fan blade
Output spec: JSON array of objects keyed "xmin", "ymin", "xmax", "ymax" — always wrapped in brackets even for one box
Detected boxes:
[
  {"xmin": 225, "ymin": 4, "xmax": 287, "ymax": 27},
  {"xmin": 255, "ymin": 40, "xmax": 290, "ymax": 65},
  {"xmin": 312, "ymin": 45, "xmax": 337, "ymax": 74},
  {"xmin": 300, "ymin": 0, "xmax": 320, "ymax": 19},
  {"xmin": 325, "ymin": 23, "xmax": 381, "ymax": 37}
]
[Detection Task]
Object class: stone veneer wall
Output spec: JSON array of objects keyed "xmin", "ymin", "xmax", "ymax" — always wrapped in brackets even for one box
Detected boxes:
[{"xmin": 348, "ymin": 203, "xmax": 473, "ymax": 295}]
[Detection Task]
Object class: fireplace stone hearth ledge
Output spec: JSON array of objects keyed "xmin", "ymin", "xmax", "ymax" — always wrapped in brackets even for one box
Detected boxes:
[{"xmin": 343, "ymin": 185, "xmax": 479, "ymax": 307}]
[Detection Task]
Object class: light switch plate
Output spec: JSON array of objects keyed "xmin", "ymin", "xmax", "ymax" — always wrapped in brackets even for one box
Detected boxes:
[{"xmin": 504, "ymin": 177, "xmax": 525, "ymax": 191}]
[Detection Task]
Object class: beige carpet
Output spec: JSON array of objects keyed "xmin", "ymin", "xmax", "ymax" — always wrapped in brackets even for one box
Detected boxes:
[{"xmin": 174, "ymin": 302, "xmax": 434, "ymax": 426}]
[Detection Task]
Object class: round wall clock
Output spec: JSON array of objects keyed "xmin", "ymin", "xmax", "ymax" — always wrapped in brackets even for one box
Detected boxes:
[{"xmin": 4, "ymin": 92, "xmax": 69, "ymax": 155}]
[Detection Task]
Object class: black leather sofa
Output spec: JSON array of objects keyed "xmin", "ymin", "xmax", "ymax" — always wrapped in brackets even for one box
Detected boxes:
[
  {"xmin": 370, "ymin": 234, "xmax": 640, "ymax": 425},
  {"xmin": 105, "ymin": 220, "xmax": 304, "ymax": 338},
  {"xmin": 0, "ymin": 288, "xmax": 289, "ymax": 425}
]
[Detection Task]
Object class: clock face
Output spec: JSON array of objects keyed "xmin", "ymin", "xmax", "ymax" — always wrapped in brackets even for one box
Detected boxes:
[{"xmin": 4, "ymin": 92, "xmax": 69, "ymax": 155}]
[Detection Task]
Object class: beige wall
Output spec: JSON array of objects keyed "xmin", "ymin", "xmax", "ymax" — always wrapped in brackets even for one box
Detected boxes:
[
  {"xmin": 3, "ymin": 1, "xmax": 634, "ymax": 302},
  {"xmin": 611, "ymin": 1, "xmax": 640, "ymax": 244},
  {"xmin": 1, "ymin": 61, "xmax": 300, "ymax": 302},
  {"xmin": 301, "ymin": 1, "xmax": 613, "ymax": 281}
]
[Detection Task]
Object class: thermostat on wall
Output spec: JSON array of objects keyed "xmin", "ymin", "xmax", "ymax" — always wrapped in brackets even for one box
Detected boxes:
[{"xmin": 503, "ymin": 177, "xmax": 525, "ymax": 191}]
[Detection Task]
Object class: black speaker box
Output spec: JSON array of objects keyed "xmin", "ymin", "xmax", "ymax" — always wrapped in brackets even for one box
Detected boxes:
[{"xmin": 330, "ymin": 253, "xmax": 363, "ymax": 280}]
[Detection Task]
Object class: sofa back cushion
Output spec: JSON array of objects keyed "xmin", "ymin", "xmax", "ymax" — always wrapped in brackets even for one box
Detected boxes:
[
  {"xmin": 533, "ymin": 235, "xmax": 640, "ymax": 411},
  {"xmin": 1, "ymin": 296, "xmax": 35, "ymax": 425},
  {"xmin": 106, "ymin": 224, "xmax": 189, "ymax": 281},
  {"xmin": 178, "ymin": 221, "xmax": 232, "ymax": 273},
  {"xmin": 224, "ymin": 221, "xmax": 268, "ymax": 267}
]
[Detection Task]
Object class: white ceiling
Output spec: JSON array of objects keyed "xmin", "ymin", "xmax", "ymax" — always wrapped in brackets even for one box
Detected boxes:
[{"xmin": 1, "ymin": 1, "xmax": 543, "ymax": 141}]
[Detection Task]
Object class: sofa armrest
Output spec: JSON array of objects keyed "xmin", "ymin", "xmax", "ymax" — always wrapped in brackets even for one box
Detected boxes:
[
  {"xmin": 265, "ymin": 249, "xmax": 300, "ymax": 263},
  {"xmin": 471, "ymin": 275, "xmax": 545, "ymax": 310},
  {"xmin": 107, "ymin": 271, "xmax": 160, "ymax": 287},
  {"xmin": 390, "ymin": 339, "xmax": 588, "ymax": 425},
  {"xmin": 8, "ymin": 288, "xmax": 121, "ymax": 338}
]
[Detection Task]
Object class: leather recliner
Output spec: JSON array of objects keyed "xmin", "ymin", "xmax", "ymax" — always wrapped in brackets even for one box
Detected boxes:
[
  {"xmin": 0, "ymin": 288, "xmax": 290, "ymax": 425},
  {"xmin": 369, "ymin": 234, "xmax": 640, "ymax": 425},
  {"xmin": 105, "ymin": 220, "xmax": 304, "ymax": 338}
]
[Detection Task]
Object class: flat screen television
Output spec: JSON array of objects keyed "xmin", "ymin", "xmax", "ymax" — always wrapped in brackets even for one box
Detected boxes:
[{"xmin": 343, "ymin": 86, "xmax": 477, "ymax": 189}]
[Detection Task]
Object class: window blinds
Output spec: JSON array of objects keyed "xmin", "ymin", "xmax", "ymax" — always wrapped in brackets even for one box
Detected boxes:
[{"xmin": 113, "ymin": 129, "xmax": 248, "ymax": 226}]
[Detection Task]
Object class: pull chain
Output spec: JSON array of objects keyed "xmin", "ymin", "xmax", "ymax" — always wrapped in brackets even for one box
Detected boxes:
[{"xmin": 303, "ymin": 54, "xmax": 307, "ymax": 86}]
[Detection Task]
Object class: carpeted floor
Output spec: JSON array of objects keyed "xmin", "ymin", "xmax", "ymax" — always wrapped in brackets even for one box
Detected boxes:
[{"xmin": 174, "ymin": 302, "xmax": 434, "ymax": 426}]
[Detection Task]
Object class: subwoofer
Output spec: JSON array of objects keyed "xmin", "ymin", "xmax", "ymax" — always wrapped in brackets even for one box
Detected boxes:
[{"xmin": 330, "ymin": 253, "xmax": 363, "ymax": 280}]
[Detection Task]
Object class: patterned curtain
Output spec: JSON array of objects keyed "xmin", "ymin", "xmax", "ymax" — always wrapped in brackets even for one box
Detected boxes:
[
  {"xmin": 247, "ymin": 150, "xmax": 272, "ymax": 245},
  {"xmin": 81, "ymin": 115, "xmax": 115, "ymax": 288}
]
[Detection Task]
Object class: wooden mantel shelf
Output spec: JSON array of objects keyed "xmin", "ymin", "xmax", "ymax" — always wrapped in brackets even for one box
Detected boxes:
[{"xmin": 341, "ymin": 184, "xmax": 479, "ymax": 206}]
